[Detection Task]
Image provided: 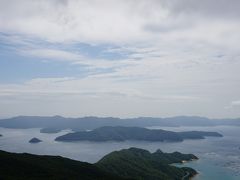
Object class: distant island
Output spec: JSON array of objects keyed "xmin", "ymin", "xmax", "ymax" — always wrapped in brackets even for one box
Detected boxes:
[
  {"xmin": 55, "ymin": 126, "xmax": 223, "ymax": 142},
  {"xmin": 40, "ymin": 127, "xmax": 62, "ymax": 134},
  {"xmin": 0, "ymin": 115, "xmax": 239, "ymax": 131},
  {"xmin": 29, "ymin": 137, "xmax": 42, "ymax": 143},
  {"xmin": 0, "ymin": 134, "xmax": 2, "ymax": 137},
  {"xmin": 0, "ymin": 147, "xmax": 197, "ymax": 180}
]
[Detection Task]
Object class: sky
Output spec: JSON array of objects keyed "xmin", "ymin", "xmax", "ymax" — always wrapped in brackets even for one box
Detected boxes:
[{"xmin": 0, "ymin": 0, "xmax": 239, "ymax": 118}]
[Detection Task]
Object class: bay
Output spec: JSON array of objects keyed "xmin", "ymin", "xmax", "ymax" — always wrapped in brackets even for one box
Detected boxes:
[{"xmin": 0, "ymin": 126, "xmax": 240, "ymax": 179}]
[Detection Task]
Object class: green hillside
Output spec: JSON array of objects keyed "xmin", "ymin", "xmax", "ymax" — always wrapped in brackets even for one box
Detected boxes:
[
  {"xmin": 0, "ymin": 150, "xmax": 127, "ymax": 180},
  {"xmin": 97, "ymin": 148, "xmax": 197, "ymax": 180},
  {"xmin": 0, "ymin": 148, "xmax": 197, "ymax": 180}
]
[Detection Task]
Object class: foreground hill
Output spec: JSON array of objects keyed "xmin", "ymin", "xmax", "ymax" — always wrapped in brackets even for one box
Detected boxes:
[
  {"xmin": 0, "ymin": 148, "xmax": 197, "ymax": 180},
  {"xmin": 0, "ymin": 150, "xmax": 127, "ymax": 180},
  {"xmin": 0, "ymin": 115, "xmax": 239, "ymax": 131},
  {"xmin": 55, "ymin": 126, "xmax": 223, "ymax": 142},
  {"xmin": 97, "ymin": 147, "xmax": 197, "ymax": 180}
]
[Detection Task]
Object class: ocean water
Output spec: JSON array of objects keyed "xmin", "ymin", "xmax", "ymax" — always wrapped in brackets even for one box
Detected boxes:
[{"xmin": 0, "ymin": 126, "xmax": 240, "ymax": 179}]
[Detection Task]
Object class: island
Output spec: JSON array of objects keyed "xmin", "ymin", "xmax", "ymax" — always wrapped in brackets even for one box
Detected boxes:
[
  {"xmin": 29, "ymin": 137, "xmax": 42, "ymax": 143},
  {"xmin": 55, "ymin": 126, "xmax": 223, "ymax": 142},
  {"xmin": 0, "ymin": 147, "xmax": 198, "ymax": 180},
  {"xmin": 0, "ymin": 134, "xmax": 2, "ymax": 137},
  {"xmin": 40, "ymin": 127, "xmax": 61, "ymax": 134}
]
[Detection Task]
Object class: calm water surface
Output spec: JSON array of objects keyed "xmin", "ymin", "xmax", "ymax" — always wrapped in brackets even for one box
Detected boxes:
[{"xmin": 0, "ymin": 126, "xmax": 240, "ymax": 180}]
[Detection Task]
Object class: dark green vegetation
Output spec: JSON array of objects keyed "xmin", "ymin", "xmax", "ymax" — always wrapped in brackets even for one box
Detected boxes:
[
  {"xmin": 55, "ymin": 126, "xmax": 223, "ymax": 142},
  {"xmin": 40, "ymin": 127, "xmax": 61, "ymax": 133},
  {"xmin": 97, "ymin": 147, "xmax": 198, "ymax": 180},
  {"xmin": 0, "ymin": 148, "xmax": 197, "ymax": 180},
  {"xmin": 0, "ymin": 150, "xmax": 126, "ymax": 180},
  {"xmin": 0, "ymin": 115, "xmax": 239, "ymax": 131},
  {"xmin": 29, "ymin": 137, "xmax": 42, "ymax": 143}
]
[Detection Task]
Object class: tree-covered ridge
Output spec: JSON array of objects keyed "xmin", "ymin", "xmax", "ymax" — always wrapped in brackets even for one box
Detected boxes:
[
  {"xmin": 97, "ymin": 147, "xmax": 198, "ymax": 180},
  {"xmin": 0, "ymin": 150, "xmax": 128, "ymax": 180},
  {"xmin": 0, "ymin": 148, "xmax": 197, "ymax": 180},
  {"xmin": 55, "ymin": 126, "xmax": 223, "ymax": 142}
]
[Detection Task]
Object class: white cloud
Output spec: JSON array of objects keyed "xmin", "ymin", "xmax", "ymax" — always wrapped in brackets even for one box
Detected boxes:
[
  {"xmin": 18, "ymin": 47, "xmax": 136, "ymax": 71},
  {"xmin": 224, "ymin": 100, "xmax": 240, "ymax": 110},
  {"xmin": 0, "ymin": 0, "xmax": 240, "ymax": 118},
  {"xmin": 0, "ymin": 69, "xmax": 238, "ymax": 118},
  {"xmin": 20, "ymin": 49, "xmax": 83, "ymax": 61},
  {"xmin": 0, "ymin": 76, "xmax": 206, "ymax": 118},
  {"xmin": 0, "ymin": 0, "xmax": 239, "ymax": 46},
  {"xmin": 231, "ymin": 100, "xmax": 240, "ymax": 106}
]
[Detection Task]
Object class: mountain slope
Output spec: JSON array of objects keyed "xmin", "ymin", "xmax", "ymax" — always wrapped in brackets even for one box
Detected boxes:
[
  {"xmin": 96, "ymin": 147, "xmax": 198, "ymax": 180},
  {"xmin": 0, "ymin": 148, "xmax": 197, "ymax": 180},
  {"xmin": 0, "ymin": 150, "xmax": 127, "ymax": 180}
]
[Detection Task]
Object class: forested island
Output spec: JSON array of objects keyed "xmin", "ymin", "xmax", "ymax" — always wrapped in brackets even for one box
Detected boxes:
[
  {"xmin": 29, "ymin": 137, "xmax": 42, "ymax": 143},
  {"xmin": 55, "ymin": 126, "xmax": 223, "ymax": 142},
  {"xmin": 0, "ymin": 147, "xmax": 197, "ymax": 180}
]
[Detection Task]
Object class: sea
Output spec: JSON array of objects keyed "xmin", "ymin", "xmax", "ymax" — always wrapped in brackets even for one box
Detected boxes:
[{"xmin": 0, "ymin": 125, "xmax": 240, "ymax": 180}]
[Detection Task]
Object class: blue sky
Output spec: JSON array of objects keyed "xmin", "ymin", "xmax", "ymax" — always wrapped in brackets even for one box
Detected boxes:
[
  {"xmin": 0, "ymin": 32, "xmax": 128, "ymax": 83},
  {"xmin": 0, "ymin": 0, "xmax": 239, "ymax": 118}
]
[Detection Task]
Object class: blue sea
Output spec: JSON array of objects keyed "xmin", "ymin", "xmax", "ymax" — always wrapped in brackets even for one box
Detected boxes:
[{"xmin": 0, "ymin": 125, "xmax": 240, "ymax": 179}]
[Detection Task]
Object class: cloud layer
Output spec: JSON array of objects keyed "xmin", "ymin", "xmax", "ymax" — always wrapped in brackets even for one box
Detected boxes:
[{"xmin": 0, "ymin": 0, "xmax": 239, "ymax": 118}]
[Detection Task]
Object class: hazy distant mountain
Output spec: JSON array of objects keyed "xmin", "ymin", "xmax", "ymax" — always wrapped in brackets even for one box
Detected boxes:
[
  {"xmin": 40, "ymin": 127, "xmax": 62, "ymax": 133},
  {"xmin": 55, "ymin": 126, "xmax": 223, "ymax": 142},
  {"xmin": 0, "ymin": 115, "xmax": 239, "ymax": 131},
  {"xmin": 0, "ymin": 148, "xmax": 197, "ymax": 180}
]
